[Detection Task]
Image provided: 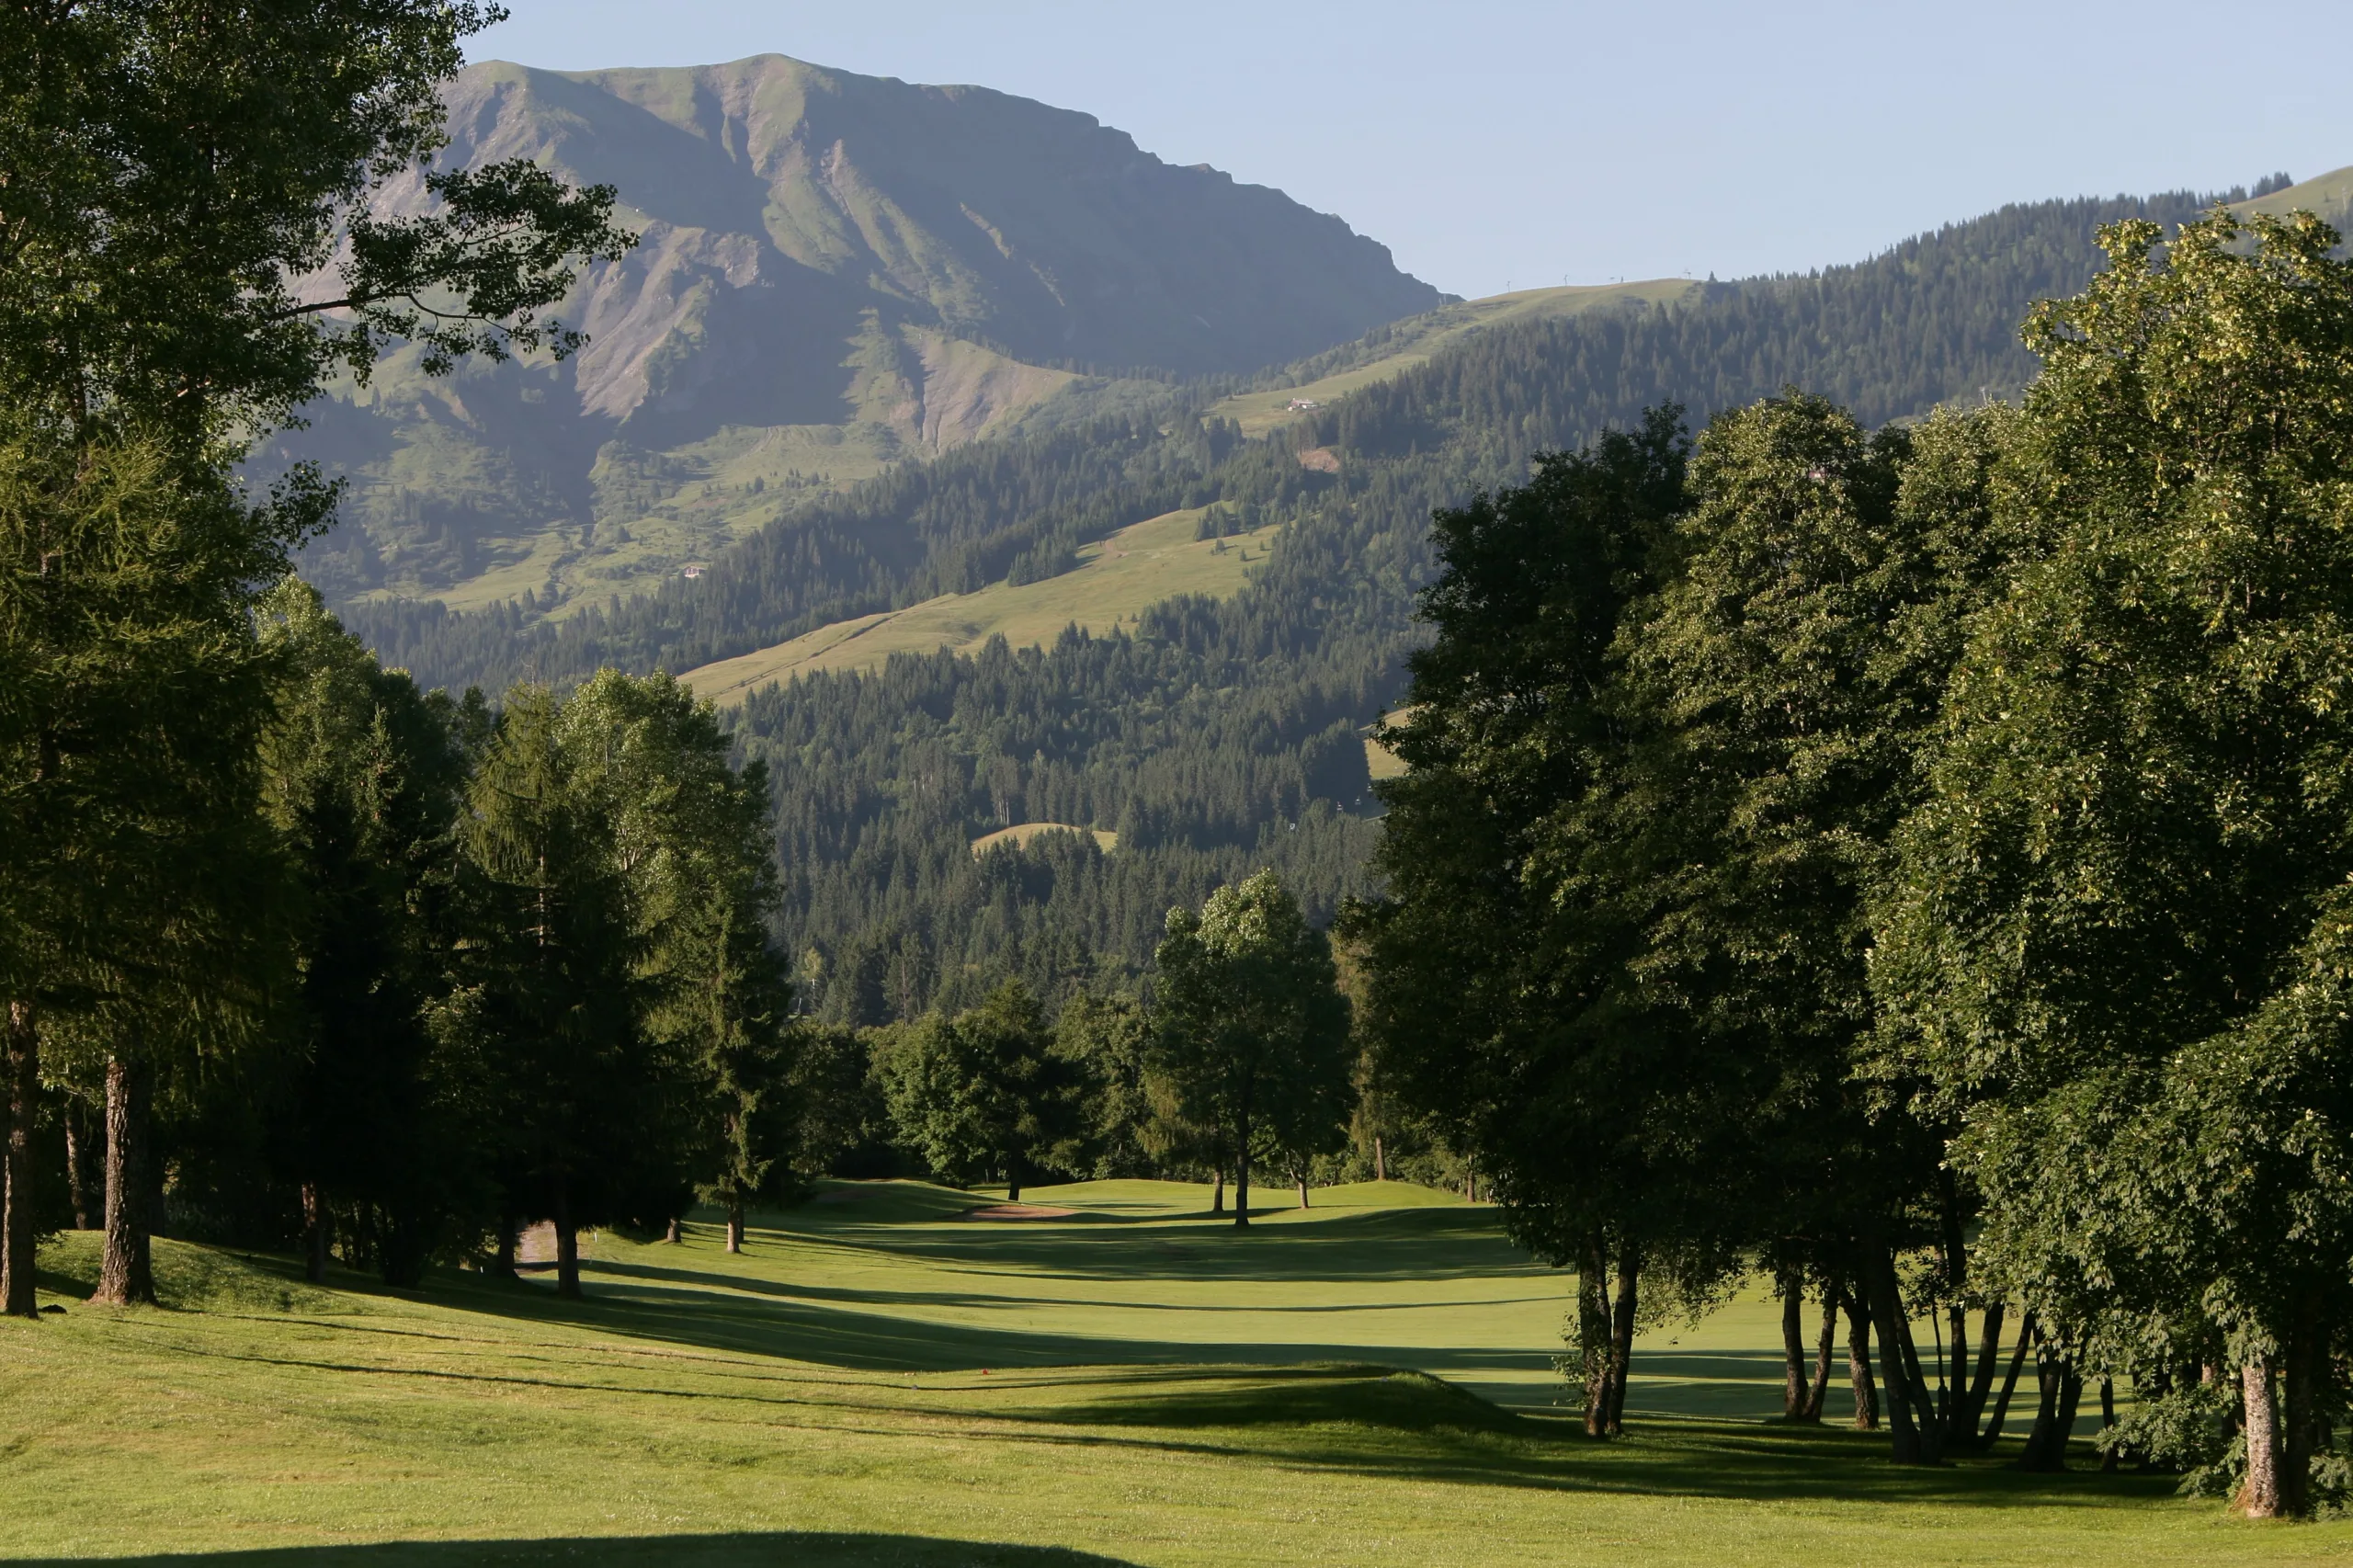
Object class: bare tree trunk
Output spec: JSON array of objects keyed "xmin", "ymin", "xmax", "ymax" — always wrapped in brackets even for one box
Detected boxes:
[
  {"xmin": 1579, "ymin": 1232, "xmax": 1613, "ymax": 1437},
  {"xmin": 2, "ymin": 1001, "xmax": 39, "ymax": 1317},
  {"xmin": 2239, "ymin": 1357, "xmax": 2285, "ymax": 1518},
  {"xmin": 64, "ymin": 1096, "xmax": 93, "ymax": 1231},
  {"xmin": 2018, "ymin": 1342, "xmax": 2082, "ymax": 1472},
  {"xmin": 91, "ymin": 1054, "xmax": 156, "ymax": 1307},
  {"xmin": 1605, "ymin": 1246, "xmax": 1640, "ymax": 1436},
  {"xmin": 725, "ymin": 1197, "xmax": 745, "ymax": 1254},
  {"xmin": 664, "ymin": 1217, "xmax": 680, "ymax": 1244},
  {"xmin": 1959, "ymin": 1300, "xmax": 2006, "ymax": 1447},
  {"xmin": 1210, "ymin": 1165, "xmax": 1224, "ymax": 1216},
  {"xmin": 1297, "ymin": 1169, "xmax": 1309, "ymax": 1210},
  {"xmin": 1803, "ymin": 1284, "xmax": 1839, "ymax": 1420},
  {"xmin": 1372, "ymin": 1135, "xmax": 1384, "ymax": 1184},
  {"xmin": 551, "ymin": 1178, "xmax": 582, "ymax": 1301},
  {"xmin": 301, "ymin": 1182, "xmax": 328, "ymax": 1284},
  {"xmin": 1779, "ymin": 1271, "xmax": 1810, "ymax": 1419},
  {"xmin": 1984, "ymin": 1308, "xmax": 2035, "ymax": 1449},
  {"xmin": 1867, "ymin": 1252, "xmax": 1935, "ymax": 1463},
  {"xmin": 1846, "ymin": 1290, "xmax": 1879, "ymax": 1429}
]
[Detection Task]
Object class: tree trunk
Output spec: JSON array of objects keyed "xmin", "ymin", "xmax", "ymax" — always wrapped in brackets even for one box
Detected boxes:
[
  {"xmin": 1779, "ymin": 1271, "xmax": 1810, "ymax": 1419},
  {"xmin": 1210, "ymin": 1165, "xmax": 1224, "ymax": 1215},
  {"xmin": 1372, "ymin": 1135, "xmax": 1384, "ymax": 1184},
  {"xmin": 1984, "ymin": 1308, "xmax": 2035, "ymax": 1449},
  {"xmin": 1233, "ymin": 1114, "xmax": 1251, "ymax": 1228},
  {"xmin": 1846, "ymin": 1290, "xmax": 1879, "ymax": 1429},
  {"xmin": 2, "ymin": 1001, "xmax": 39, "ymax": 1317},
  {"xmin": 91, "ymin": 1054, "xmax": 156, "ymax": 1307},
  {"xmin": 1006, "ymin": 1151, "xmax": 1022, "ymax": 1205},
  {"xmin": 1867, "ymin": 1251, "xmax": 1935, "ymax": 1463},
  {"xmin": 1959, "ymin": 1300, "xmax": 2006, "ymax": 1448},
  {"xmin": 301, "ymin": 1182, "xmax": 328, "ymax": 1284},
  {"xmin": 725, "ymin": 1197, "xmax": 745, "ymax": 1255},
  {"xmin": 2239, "ymin": 1357, "xmax": 2285, "ymax": 1518},
  {"xmin": 1297, "ymin": 1169, "xmax": 1309, "ymax": 1210},
  {"xmin": 1844, "ymin": 1290, "xmax": 1878, "ymax": 1429},
  {"xmin": 2018, "ymin": 1342, "xmax": 2082, "ymax": 1472},
  {"xmin": 1605, "ymin": 1246, "xmax": 1640, "ymax": 1436},
  {"xmin": 492, "ymin": 1214, "xmax": 517, "ymax": 1278},
  {"xmin": 664, "ymin": 1217, "xmax": 680, "ymax": 1244},
  {"xmin": 551, "ymin": 1178, "xmax": 582, "ymax": 1301},
  {"xmin": 1579, "ymin": 1232, "xmax": 1614, "ymax": 1437},
  {"xmin": 64, "ymin": 1096, "xmax": 93, "ymax": 1230},
  {"xmin": 1803, "ymin": 1283, "xmax": 1839, "ymax": 1421}
]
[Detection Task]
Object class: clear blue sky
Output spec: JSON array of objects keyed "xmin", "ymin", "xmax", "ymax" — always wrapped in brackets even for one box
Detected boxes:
[{"xmin": 470, "ymin": 1, "xmax": 2353, "ymax": 301}]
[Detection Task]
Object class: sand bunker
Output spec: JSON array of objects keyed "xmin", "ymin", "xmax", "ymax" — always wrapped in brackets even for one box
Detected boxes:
[{"xmin": 959, "ymin": 1203, "xmax": 1075, "ymax": 1221}]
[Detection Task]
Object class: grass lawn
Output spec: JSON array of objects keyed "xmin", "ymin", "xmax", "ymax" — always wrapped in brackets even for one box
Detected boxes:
[{"xmin": 0, "ymin": 1179, "xmax": 2336, "ymax": 1565}]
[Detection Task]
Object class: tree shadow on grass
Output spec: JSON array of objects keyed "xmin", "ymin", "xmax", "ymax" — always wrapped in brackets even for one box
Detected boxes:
[
  {"xmin": 9, "ymin": 1533, "xmax": 1141, "ymax": 1567},
  {"xmin": 999, "ymin": 1364, "xmax": 2187, "ymax": 1512}
]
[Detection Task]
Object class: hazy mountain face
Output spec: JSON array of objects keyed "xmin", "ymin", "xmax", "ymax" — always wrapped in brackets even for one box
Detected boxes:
[{"xmin": 282, "ymin": 55, "xmax": 1444, "ymax": 616}]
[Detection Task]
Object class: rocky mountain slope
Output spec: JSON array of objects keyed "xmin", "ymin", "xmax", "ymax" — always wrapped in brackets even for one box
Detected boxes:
[{"xmin": 282, "ymin": 53, "xmax": 1446, "ymax": 617}]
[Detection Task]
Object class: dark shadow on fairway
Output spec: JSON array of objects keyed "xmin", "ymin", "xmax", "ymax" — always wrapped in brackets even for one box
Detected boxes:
[
  {"xmin": 10, "ymin": 1534, "xmax": 1142, "ymax": 1568},
  {"xmin": 1003, "ymin": 1366, "xmax": 2185, "ymax": 1512}
]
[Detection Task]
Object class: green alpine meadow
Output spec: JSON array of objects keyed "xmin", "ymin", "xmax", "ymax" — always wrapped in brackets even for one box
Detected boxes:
[{"xmin": 5, "ymin": 3, "xmax": 2353, "ymax": 1561}]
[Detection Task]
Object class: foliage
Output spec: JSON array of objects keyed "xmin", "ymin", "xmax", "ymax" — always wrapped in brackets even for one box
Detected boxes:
[
  {"xmin": 876, "ymin": 982, "xmax": 1081, "ymax": 1195},
  {"xmin": 1154, "ymin": 871, "xmax": 1352, "ymax": 1221}
]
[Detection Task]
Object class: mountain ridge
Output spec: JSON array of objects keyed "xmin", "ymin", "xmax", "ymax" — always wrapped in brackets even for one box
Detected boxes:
[{"xmin": 281, "ymin": 52, "xmax": 1445, "ymax": 619}]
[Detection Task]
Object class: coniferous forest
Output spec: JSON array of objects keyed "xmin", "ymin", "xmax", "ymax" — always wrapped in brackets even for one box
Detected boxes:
[{"xmin": 6, "ymin": 0, "xmax": 2353, "ymax": 1535}]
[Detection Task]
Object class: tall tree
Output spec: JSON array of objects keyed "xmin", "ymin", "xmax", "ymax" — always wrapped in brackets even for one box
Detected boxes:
[
  {"xmin": 0, "ymin": 1, "xmax": 627, "ymax": 1309},
  {"xmin": 1154, "ymin": 870, "xmax": 1350, "ymax": 1227},
  {"xmin": 879, "ymin": 982, "xmax": 1076, "ymax": 1201},
  {"xmin": 256, "ymin": 582, "xmax": 467, "ymax": 1286},
  {"xmin": 561, "ymin": 672, "xmax": 795, "ymax": 1254},
  {"xmin": 0, "ymin": 433, "xmax": 290, "ymax": 1311},
  {"xmin": 1878, "ymin": 210, "xmax": 2353, "ymax": 1513},
  {"xmin": 441, "ymin": 686, "xmax": 676, "ymax": 1300},
  {"xmin": 1346, "ymin": 411, "xmax": 1693, "ymax": 1428}
]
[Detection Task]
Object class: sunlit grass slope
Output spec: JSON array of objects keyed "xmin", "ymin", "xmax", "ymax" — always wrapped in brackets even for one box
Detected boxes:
[
  {"xmin": 678, "ymin": 508, "xmax": 1279, "ymax": 705},
  {"xmin": 2, "ymin": 1178, "xmax": 2331, "ymax": 1565},
  {"xmin": 1208, "ymin": 278, "xmax": 1696, "ymax": 437}
]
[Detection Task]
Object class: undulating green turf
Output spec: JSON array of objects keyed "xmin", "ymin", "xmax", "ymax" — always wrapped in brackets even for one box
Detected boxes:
[{"xmin": 1, "ymin": 1179, "xmax": 2336, "ymax": 1565}]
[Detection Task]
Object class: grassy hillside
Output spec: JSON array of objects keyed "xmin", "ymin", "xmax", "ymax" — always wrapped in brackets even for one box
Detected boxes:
[
  {"xmin": 7, "ymin": 1181, "xmax": 2318, "ymax": 1565},
  {"xmin": 679, "ymin": 507, "xmax": 1279, "ymax": 703},
  {"xmin": 282, "ymin": 52, "xmax": 1444, "ymax": 620},
  {"xmin": 1210, "ymin": 278, "xmax": 1695, "ymax": 436},
  {"xmin": 2234, "ymin": 163, "xmax": 2353, "ymax": 226},
  {"xmin": 972, "ymin": 824, "xmax": 1121, "ymax": 856}
]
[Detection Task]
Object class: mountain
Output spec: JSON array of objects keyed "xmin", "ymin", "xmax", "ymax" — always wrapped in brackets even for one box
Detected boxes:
[
  {"xmin": 329, "ymin": 159, "xmax": 2344, "ymax": 1022},
  {"xmin": 280, "ymin": 53, "xmax": 1448, "ymax": 618}
]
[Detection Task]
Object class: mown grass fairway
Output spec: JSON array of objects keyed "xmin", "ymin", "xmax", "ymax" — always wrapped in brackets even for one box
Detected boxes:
[{"xmin": 1, "ymin": 1181, "xmax": 2335, "ymax": 1565}]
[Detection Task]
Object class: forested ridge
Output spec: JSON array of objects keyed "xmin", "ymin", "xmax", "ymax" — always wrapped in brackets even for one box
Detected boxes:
[{"xmin": 341, "ymin": 184, "xmax": 2243, "ymax": 1016}]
